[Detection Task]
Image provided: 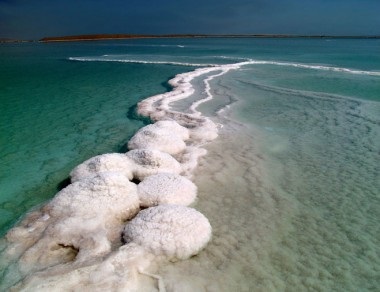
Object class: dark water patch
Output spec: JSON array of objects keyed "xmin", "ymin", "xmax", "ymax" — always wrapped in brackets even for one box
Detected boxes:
[
  {"xmin": 57, "ymin": 177, "xmax": 71, "ymax": 191},
  {"xmin": 126, "ymin": 104, "xmax": 152, "ymax": 126},
  {"xmin": 161, "ymin": 80, "xmax": 173, "ymax": 91},
  {"xmin": 119, "ymin": 143, "xmax": 130, "ymax": 153}
]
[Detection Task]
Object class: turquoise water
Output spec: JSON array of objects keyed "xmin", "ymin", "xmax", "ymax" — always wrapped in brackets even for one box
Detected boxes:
[
  {"xmin": 0, "ymin": 38, "xmax": 379, "ymax": 290},
  {"xmin": 0, "ymin": 42, "xmax": 187, "ymax": 235}
]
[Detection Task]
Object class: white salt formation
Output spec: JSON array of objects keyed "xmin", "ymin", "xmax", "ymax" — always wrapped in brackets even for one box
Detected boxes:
[
  {"xmin": 188, "ymin": 118, "xmax": 219, "ymax": 142},
  {"xmin": 136, "ymin": 64, "xmax": 246, "ymax": 144},
  {"xmin": 70, "ymin": 153, "xmax": 133, "ymax": 182},
  {"xmin": 128, "ymin": 120, "xmax": 189, "ymax": 155},
  {"xmin": 138, "ymin": 173, "xmax": 197, "ymax": 207},
  {"xmin": 0, "ymin": 60, "xmax": 242, "ymax": 291},
  {"xmin": 178, "ymin": 146, "xmax": 208, "ymax": 178},
  {"xmin": 124, "ymin": 205, "xmax": 212, "ymax": 261},
  {"xmin": 125, "ymin": 148, "xmax": 182, "ymax": 180},
  {"xmin": 11, "ymin": 244, "xmax": 159, "ymax": 292},
  {"xmin": 12, "ymin": 172, "xmax": 139, "ymax": 274},
  {"xmin": 48, "ymin": 172, "xmax": 139, "ymax": 228},
  {"xmin": 154, "ymin": 120, "xmax": 190, "ymax": 140}
]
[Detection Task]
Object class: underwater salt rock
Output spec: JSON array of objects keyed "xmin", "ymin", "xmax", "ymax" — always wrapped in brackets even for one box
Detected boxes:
[
  {"xmin": 70, "ymin": 153, "xmax": 133, "ymax": 183},
  {"xmin": 128, "ymin": 120, "xmax": 189, "ymax": 155},
  {"xmin": 179, "ymin": 146, "xmax": 208, "ymax": 177},
  {"xmin": 138, "ymin": 173, "xmax": 197, "ymax": 207},
  {"xmin": 125, "ymin": 149, "xmax": 182, "ymax": 180},
  {"xmin": 123, "ymin": 205, "xmax": 212, "ymax": 260},
  {"xmin": 189, "ymin": 119, "xmax": 218, "ymax": 142}
]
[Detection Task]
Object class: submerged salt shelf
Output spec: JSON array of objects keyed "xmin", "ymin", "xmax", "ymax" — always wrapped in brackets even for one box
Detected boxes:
[{"xmin": 0, "ymin": 60, "xmax": 248, "ymax": 291}]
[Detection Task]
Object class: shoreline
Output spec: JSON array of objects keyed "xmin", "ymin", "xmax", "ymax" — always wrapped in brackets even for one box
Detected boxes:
[
  {"xmin": 39, "ymin": 34, "xmax": 380, "ymax": 43},
  {"xmin": 2, "ymin": 34, "xmax": 379, "ymax": 44}
]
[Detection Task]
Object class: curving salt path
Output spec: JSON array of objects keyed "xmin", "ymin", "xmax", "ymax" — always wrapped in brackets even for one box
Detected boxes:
[{"xmin": 0, "ymin": 60, "xmax": 257, "ymax": 291}]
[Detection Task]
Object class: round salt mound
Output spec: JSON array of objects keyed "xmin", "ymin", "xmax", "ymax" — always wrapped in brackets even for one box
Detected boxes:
[
  {"xmin": 128, "ymin": 127, "xmax": 186, "ymax": 155},
  {"xmin": 125, "ymin": 149, "xmax": 181, "ymax": 180},
  {"xmin": 154, "ymin": 120, "xmax": 189, "ymax": 140},
  {"xmin": 128, "ymin": 120, "xmax": 189, "ymax": 155},
  {"xmin": 123, "ymin": 205, "xmax": 212, "ymax": 260},
  {"xmin": 70, "ymin": 153, "xmax": 133, "ymax": 183},
  {"xmin": 138, "ymin": 173, "xmax": 197, "ymax": 207},
  {"xmin": 49, "ymin": 172, "xmax": 139, "ymax": 221}
]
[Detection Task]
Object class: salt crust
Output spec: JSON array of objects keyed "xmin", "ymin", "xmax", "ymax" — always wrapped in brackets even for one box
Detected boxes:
[
  {"xmin": 152, "ymin": 120, "xmax": 190, "ymax": 140},
  {"xmin": 128, "ymin": 121, "xmax": 189, "ymax": 155},
  {"xmin": 138, "ymin": 173, "xmax": 197, "ymax": 207},
  {"xmin": 70, "ymin": 149, "xmax": 182, "ymax": 183},
  {"xmin": 18, "ymin": 172, "xmax": 140, "ymax": 273},
  {"xmin": 124, "ymin": 205, "xmax": 212, "ymax": 260},
  {"xmin": 125, "ymin": 149, "xmax": 182, "ymax": 180},
  {"xmin": 70, "ymin": 153, "xmax": 133, "ymax": 183},
  {"xmin": 48, "ymin": 172, "xmax": 139, "ymax": 222},
  {"xmin": 11, "ymin": 243, "xmax": 158, "ymax": 292}
]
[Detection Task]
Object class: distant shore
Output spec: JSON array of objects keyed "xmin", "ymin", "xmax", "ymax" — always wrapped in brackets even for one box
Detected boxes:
[
  {"xmin": 39, "ymin": 34, "xmax": 380, "ymax": 43},
  {"xmin": 0, "ymin": 38, "xmax": 34, "ymax": 43},
  {"xmin": 1, "ymin": 34, "xmax": 379, "ymax": 44}
]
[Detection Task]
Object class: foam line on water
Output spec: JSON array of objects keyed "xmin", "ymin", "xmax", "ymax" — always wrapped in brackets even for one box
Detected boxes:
[
  {"xmin": 68, "ymin": 57, "xmax": 217, "ymax": 67},
  {"xmin": 251, "ymin": 60, "xmax": 380, "ymax": 76},
  {"xmin": 137, "ymin": 61, "xmax": 251, "ymax": 117},
  {"xmin": 69, "ymin": 56, "xmax": 380, "ymax": 76}
]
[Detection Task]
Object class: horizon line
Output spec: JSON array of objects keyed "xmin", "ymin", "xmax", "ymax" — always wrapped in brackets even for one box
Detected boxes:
[{"xmin": 1, "ymin": 33, "xmax": 380, "ymax": 43}]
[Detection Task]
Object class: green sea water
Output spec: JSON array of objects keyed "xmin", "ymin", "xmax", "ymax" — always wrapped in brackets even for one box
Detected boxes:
[
  {"xmin": 0, "ymin": 38, "xmax": 379, "ymax": 290},
  {"xmin": 0, "ymin": 42, "xmax": 187, "ymax": 235}
]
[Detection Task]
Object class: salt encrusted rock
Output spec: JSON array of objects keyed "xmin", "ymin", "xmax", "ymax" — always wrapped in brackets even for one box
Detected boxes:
[
  {"xmin": 70, "ymin": 153, "xmax": 133, "ymax": 183},
  {"xmin": 128, "ymin": 120, "xmax": 189, "ymax": 155},
  {"xmin": 125, "ymin": 149, "xmax": 181, "ymax": 180},
  {"xmin": 138, "ymin": 173, "xmax": 197, "ymax": 207},
  {"xmin": 123, "ymin": 205, "xmax": 212, "ymax": 260}
]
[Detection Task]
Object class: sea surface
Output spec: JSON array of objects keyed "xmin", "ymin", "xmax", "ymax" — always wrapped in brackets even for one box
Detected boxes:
[{"xmin": 0, "ymin": 38, "xmax": 379, "ymax": 290}]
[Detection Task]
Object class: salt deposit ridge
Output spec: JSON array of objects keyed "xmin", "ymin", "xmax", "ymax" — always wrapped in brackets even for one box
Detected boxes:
[{"xmin": 0, "ymin": 60, "xmax": 254, "ymax": 291}]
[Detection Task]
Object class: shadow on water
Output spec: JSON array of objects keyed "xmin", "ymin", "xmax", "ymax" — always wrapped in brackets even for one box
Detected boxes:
[
  {"xmin": 126, "ymin": 104, "xmax": 152, "ymax": 126},
  {"xmin": 57, "ymin": 177, "xmax": 71, "ymax": 191},
  {"xmin": 161, "ymin": 80, "xmax": 173, "ymax": 92},
  {"xmin": 115, "ymin": 103, "xmax": 153, "ymax": 153},
  {"xmin": 119, "ymin": 143, "xmax": 129, "ymax": 153}
]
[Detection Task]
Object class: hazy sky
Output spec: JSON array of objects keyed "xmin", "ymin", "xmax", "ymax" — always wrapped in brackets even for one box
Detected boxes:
[{"xmin": 1, "ymin": 0, "xmax": 379, "ymax": 39}]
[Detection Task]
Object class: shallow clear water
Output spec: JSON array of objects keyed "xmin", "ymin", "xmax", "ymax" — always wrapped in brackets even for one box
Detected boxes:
[
  {"xmin": 199, "ymin": 68, "xmax": 380, "ymax": 290},
  {"xmin": 0, "ymin": 38, "xmax": 379, "ymax": 290}
]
